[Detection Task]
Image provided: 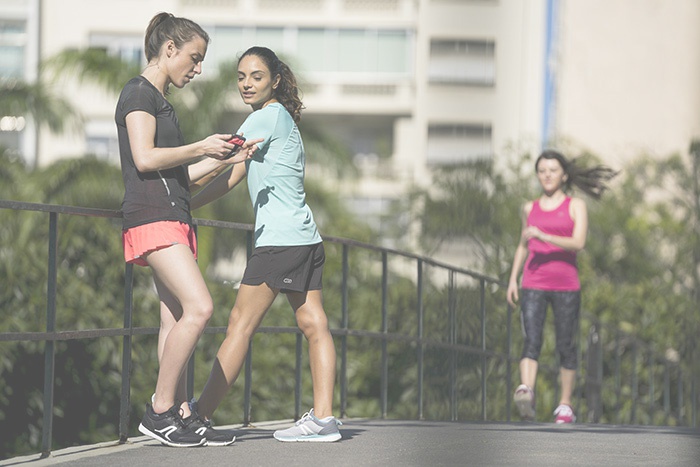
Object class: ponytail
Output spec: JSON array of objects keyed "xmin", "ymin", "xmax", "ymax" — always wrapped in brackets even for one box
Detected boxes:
[{"xmin": 144, "ymin": 12, "xmax": 209, "ymax": 63}]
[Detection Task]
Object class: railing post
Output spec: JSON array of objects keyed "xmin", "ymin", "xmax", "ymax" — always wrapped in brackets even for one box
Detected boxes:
[
  {"xmin": 40, "ymin": 212, "xmax": 58, "ymax": 459},
  {"xmin": 692, "ymin": 332, "xmax": 698, "ymax": 428},
  {"xmin": 677, "ymin": 366, "xmax": 684, "ymax": 424},
  {"xmin": 340, "ymin": 245, "xmax": 349, "ymax": 418},
  {"xmin": 295, "ymin": 333, "xmax": 303, "ymax": 419},
  {"xmin": 631, "ymin": 341, "xmax": 638, "ymax": 424},
  {"xmin": 648, "ymin": 346, "xmax": 655, "ymax": 423},
  {"xmin": 480, "ymin": 279, "xmax": 486, "ymax": 421},
  {"xmin": 506, "ymin": 303, "xmax": 512, "ymax": 422},
  {"xmin": 380, "ymin": 252, "xmax": 388, "ymax": 419},
  {"xmin": 575, "ymin": 319, "xmax": 584, "ymax": 411},
  {"xmin": 187, "ymin": 355, "xmax": 195, "ymax": 403},
  {"xmin": 448, "ymin": 271, "xmax": 456, "ymax": 421},
  {"xmin": 585, "ymin": 322, "xmax": 602, "ymax": 423},
  {"xmin": 187, "ymin": 225, "xmax": 199, "ymax": 403},
  {"xmin": 243, "ymin": 231, "xmax": 253, "ymax": 425},
  {"xmin": 692, "ymin": 362, "xmax": 697, "ymax": 428},
  {"xmin": 417, "ymin": 259, "xmax": 424, "ymax": 420},
  {"xmin": 663, "ymin": 359, "xmax": 670, "ymax": 425},
  {"xmin": 244, "ymin": 342, "xmax": 253, "ymax": 425},
  {"xmin": 615, "ymin": 331, "xmax": 622, "ymax": 424},
  {"xmin": 119, "ymin": 262, "xmax": 134, "ymax": 443}
]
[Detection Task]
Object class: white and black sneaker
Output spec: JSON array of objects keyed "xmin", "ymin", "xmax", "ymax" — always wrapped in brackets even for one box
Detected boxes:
[
  {"xmin": 138, "ymin": 403, "xmax": 205, "ymax": 447},
  {"xmin": 185, "ymin": 400, "xmax": 236, "ymax": 447}
]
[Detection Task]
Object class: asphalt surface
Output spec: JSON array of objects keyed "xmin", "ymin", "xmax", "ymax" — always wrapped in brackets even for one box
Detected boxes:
[{"xmin": 3, "ymin": 419, "xmax": 699, "ymax": 466}]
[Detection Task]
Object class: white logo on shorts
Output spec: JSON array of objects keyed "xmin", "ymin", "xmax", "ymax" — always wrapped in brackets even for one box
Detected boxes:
[{"xmin": 283, "ymin": 278, "xmax": 293, "ymax": 284}]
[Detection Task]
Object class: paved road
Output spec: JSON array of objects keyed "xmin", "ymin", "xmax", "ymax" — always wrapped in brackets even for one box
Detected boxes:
[{"xmin": 3, "ymin": 419, "xmax": 699, "ymax": 466}]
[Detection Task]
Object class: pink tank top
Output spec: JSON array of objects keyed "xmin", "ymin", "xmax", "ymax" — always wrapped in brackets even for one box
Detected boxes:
[{"xmin": 521, "ymin": 197, "xmax": 580, "ymax": 291}]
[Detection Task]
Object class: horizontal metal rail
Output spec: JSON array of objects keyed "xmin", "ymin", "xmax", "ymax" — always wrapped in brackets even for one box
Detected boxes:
[{"xmin": 0, "ymin": 199, "xmax": 696, "ymax": 460}]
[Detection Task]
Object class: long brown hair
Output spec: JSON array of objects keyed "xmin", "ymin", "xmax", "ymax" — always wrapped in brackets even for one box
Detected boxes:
[
  {"xmin": 144, "ymin": 12, "xmax": 210, "ymax": 63},
  {"xmin": 536, "ymin": 150, "xmax": 618, "ymax": 199},
  {"xmin": 239, "ymin": 46, "xmax": 305, "ymax": 123}
]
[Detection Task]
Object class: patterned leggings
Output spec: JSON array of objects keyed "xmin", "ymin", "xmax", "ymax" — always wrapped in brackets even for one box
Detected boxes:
[{"xmin": 519, "ymin": 288, "xmax": 580, "ymax": 370}]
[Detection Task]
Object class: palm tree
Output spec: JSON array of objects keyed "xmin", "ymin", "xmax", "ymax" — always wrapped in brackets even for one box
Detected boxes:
[
  {"xmin": 0, "ymin": 75, "xmax": 83, "ymax": 133},
  {"xmin": 0, "ymin": 78, "xmax": 83, "ymax": 162}
]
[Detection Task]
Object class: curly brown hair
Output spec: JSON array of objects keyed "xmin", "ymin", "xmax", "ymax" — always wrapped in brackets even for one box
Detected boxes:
[{"xmin": 239, "ymin": 46, "xmax": 305, "ymax": 123}]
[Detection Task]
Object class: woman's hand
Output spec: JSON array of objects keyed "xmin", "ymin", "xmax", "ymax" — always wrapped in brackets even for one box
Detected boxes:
[
  {"xmin": 199, "ymin": 134, "xmax": 237, "ymax": 160},
  {"xmin": 522, "ymin": 226, "xmax": 547, "ymax": 242},
  {"xmin": 222, "ymin": 137, "xmax": 263, "ymax": 164},
  {"xmin": 506, "ymin": 280, "xmax": 519, "ymax": 308}
]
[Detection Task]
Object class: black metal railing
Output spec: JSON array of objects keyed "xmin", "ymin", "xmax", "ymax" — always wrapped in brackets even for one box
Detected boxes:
[{"xmin": 0, "ymin": 200, "xmax": 697, "ymax": 459}]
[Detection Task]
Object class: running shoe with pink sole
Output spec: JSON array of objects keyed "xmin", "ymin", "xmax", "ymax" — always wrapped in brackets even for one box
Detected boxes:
[{"xmin": 553, "ymin": 404, "xmax": 576, "ymax": 424}]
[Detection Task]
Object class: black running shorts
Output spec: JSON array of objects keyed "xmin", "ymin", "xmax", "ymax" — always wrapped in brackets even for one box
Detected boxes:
[{"xmin": 241, "ymin": 242, "xmax": 325, "ymax": 293}]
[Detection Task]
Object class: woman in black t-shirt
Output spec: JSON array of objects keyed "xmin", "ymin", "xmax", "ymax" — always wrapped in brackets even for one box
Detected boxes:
[{"xmin": 114, "ymin": 12, "xmax": 254, "ymax": 447}]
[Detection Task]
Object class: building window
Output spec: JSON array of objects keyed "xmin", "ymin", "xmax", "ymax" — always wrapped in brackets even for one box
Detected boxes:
[
  {"xmin": 343, "ymin": 0, "xmax": 400, "ymax": 11},
  {"xmin": 207, "ymin": 26, "xmax": 287, "ymax": 73},
  {"xmin": 427, "ymin": 123, "xmax": 492, "ymax": 165},
  {"xmin": 85, "ymin": 119, "xmax": 119, "ymax": 161},
  {"xmin": 300, "ymin": 28, "xmax": 411, "ymax": 76},
  {"xmin": 347, "ymin": 195, "xmax": 394, "ymax": 234},
  {"xmin": 0, "ymin": 20, "xmax": 26, "ymax": 78},
  {"xmin": 89, "ymin": 33, "xmax": 143, "ymax": 65},
  {"xmin": 206, "ymin": 26, "xmax": 245, "ymax": 71},
  {"xmin": 428, "ymin": 39, "xmax": 495, "ymax": 86},
  {"xmin": 207, "ymin": 26, "xmax": 412, "ymax": 78}
]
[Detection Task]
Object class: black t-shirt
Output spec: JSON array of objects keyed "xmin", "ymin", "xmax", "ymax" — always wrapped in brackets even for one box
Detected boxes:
[{"xmin": 115, "ymin": 76, "xmax": 192, "ymax": 230}]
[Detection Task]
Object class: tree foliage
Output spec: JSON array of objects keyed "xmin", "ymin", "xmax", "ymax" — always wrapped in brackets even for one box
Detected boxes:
[
  {"xmin": 0, "ymin": 145, "xmax": 376, "ymax": 458},
  {"xmin": 2, "ymin": 45, "xmax": 697, "ymax": 459},
  {"xmin": 0, "ymin": 79, "xmax": 82, "ymax": 135},
  {"xmin": 401, "ymin": 151, "xmax": 697, "ymax": 423}
]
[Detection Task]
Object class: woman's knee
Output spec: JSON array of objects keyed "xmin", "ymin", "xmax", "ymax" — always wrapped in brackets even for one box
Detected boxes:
[
  {"xmin": 558, "ymin": 346, "xmax": 578, "ymax": 370},
  {"xmin": 521, "ymin": 345, "xmax": 541, "ymax": 362},
  {"xmin": 184, "ymin": 297, "xmax": 214, "ymax": 326},
  {"xmin": 521, "ymin": 329, "xmax": 544, "ymax": 362},
  {"xmin": 297, "ymin": 309, "xmax": 329, "ymax": 336},
  {"xmin": 226, "ymin": 306, "xmax": 261, "ymax": 339}
]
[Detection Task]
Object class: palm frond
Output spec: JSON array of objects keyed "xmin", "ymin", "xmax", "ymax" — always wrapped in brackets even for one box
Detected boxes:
[
  {"xmin": 43, "ymin": 48, "xmax": 141, "ymax": 94},
  {"xmin": 0, "ymin": 78, "xmax": 82, "ymax": 133}
]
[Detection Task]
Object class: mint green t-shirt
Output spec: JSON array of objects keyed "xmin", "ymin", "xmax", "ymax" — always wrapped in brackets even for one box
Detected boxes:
[{"xmin": 239, "ymin": 103, "xmax": 321, "ymax": 247}]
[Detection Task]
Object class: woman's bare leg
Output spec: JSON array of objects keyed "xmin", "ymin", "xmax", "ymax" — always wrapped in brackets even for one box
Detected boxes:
[
  {"xmin": 157, "ymin": 297, "xmax": 191, "ymax": 416},
  {"xmin": 146, "ymin": 244, "xmax": 213, "ymax": 414},
  {"xmin": 559, "ymin": 368, "xmax": 576, "ymax": 406},
  {"xmin": 520, "ymin": 357, "xmax": 539, "ymax": 389},
  {"xmin": 288, "ymin": 289, "xmax": 336, "ymax": 419},
  {"xmin": 197, "ymin": 283, "xmax": 278, "ymax": 419}
]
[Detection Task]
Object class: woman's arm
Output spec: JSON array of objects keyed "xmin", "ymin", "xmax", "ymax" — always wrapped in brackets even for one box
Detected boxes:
[
  {"xmin": 188, "ymin": 157, "xmax": 228, "ymax": 192},
  {"xmin": 190, "ymin": 162, "xmax": 248, "ymax": 211},
  {"xmin": 523, "ymin": 198, "xmax": 588, "ymax": 251},
  {"xmin": 188, "ymin": 137, "xmax": 262, "ymax": 191},
  {"xmin": 125, "ymin": 110, "xmax": 233, "ymax": 172}
]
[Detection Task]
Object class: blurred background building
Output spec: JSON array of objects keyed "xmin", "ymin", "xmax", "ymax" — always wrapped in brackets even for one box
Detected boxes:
[{"xmin": 2, "ymin": 0, "xmax": 700, "ymax": 235}]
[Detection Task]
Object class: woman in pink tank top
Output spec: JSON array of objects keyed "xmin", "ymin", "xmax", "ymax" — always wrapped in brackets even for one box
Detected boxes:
[{"xmin": 506, "ymin": 150, "xmax": 617, "ymax": 424}]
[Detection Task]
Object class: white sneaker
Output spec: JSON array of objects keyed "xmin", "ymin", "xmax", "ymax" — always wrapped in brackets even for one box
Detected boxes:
[
  {"xmin": 273, "ymin": 409, "xmax": 342, "ymax": 442},
  {"xmin": 513, "ymin": 384, "xmax": 536, "ymax": 420}
]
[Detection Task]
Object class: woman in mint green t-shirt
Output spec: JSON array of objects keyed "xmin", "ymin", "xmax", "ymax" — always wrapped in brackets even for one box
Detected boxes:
[{"xmin": 191, "ymin": 47, "xmax": 341, "ymax": 442}]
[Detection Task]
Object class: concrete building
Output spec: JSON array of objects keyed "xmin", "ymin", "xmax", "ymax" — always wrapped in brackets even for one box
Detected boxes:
[
  {"xmin": 553, "ymin": 0, "xmax": 700, "ymax": 166},
  {"xmin": 1, "ymin": 0, "xmax": 550, "ymax": 241}
]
